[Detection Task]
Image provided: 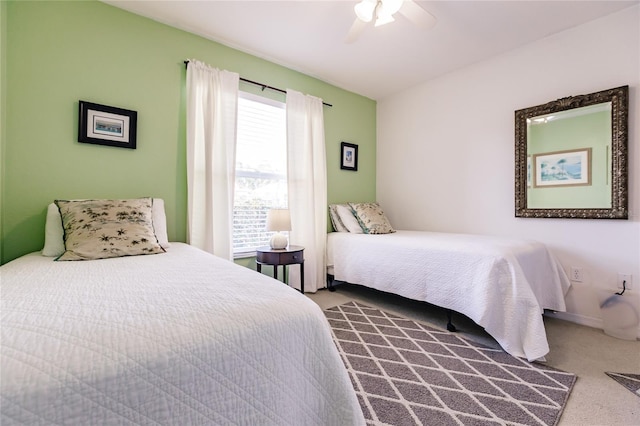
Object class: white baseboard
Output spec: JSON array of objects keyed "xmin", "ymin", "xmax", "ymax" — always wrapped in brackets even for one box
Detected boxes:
[
  {"xmin": 544, "ymin": 310, "xmax": 640, "ymax": 339},
  {"xmin": 543, "ymin": 310, "xmax": 603, "ymax": 329}
]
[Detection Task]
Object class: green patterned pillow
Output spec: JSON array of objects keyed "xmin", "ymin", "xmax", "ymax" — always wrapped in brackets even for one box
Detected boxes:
[
  {"xmin": 55, "ymin": 198, "xmax": 165, "ymax": 261},
  {"xmin": 349, "ymin": 202, "xmax": 395, "ymax": 234}
]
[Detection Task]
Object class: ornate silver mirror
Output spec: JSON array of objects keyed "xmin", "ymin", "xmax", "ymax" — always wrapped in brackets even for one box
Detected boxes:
[{"xmin": 515, "ymin": 86, "xmax": 628, "ymax": 219}]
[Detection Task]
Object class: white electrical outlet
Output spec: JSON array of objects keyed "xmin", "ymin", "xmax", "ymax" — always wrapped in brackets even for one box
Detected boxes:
[
  {"xmin": 617, "ymin": 274, "xmax": 632, "ymax": 290},
  {"xmin": 570, "ymin": 267, "xmax": 583, "ymax": 282}
]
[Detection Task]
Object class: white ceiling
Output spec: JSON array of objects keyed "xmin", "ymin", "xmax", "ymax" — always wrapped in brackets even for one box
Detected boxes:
[{"xmin": 103, "ymin": 0, "xmax": 638, "ymax": 100}]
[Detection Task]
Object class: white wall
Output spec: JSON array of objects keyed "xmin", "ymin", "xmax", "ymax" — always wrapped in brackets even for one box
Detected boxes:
[{"xmin": 377, "ymin": 6, "xmax": 639, "ymax": 333}]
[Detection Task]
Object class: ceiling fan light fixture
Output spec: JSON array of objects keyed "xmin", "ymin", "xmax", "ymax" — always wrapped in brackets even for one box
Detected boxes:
[
  {"xmin": 348, "ymin": 0, "xmax": 429, "ymax": 43},
  {"xmin": 354, "ymin": 0, "xmax": 377, "ymax": 23},
  {"xmin": 380, "ymin": 0, "xmax": 404, "ymax": 16},
  {"xmin": 374, "ymin": 13, "xmax": 395, "ymax": 27}
]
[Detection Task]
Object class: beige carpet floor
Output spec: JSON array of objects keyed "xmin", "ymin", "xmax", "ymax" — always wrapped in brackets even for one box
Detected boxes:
[{"xmin": 307, "ymin": 284, "xmax": 640, "ymax": 426}]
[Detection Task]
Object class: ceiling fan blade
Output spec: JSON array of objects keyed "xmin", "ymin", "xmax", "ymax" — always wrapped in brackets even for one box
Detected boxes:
[
  {"xmin": 345, "ymin": 18, "xmax": 367, "ymax": 44},
  {"xmin": 399, "ymin": 0, "xmax": 437, "ymax": 30}
]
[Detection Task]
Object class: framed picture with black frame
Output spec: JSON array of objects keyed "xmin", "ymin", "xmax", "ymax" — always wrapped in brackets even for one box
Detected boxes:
[
  {"xmin": 78, "ymin": 101, "xmax": 137, "ymax": 149},
  {"xmin": 340, "ymin": 142, "xmax": 358, "ymax": 171}
]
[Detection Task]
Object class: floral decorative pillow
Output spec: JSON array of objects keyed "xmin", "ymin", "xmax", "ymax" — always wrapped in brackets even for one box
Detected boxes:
[
  {"xmin": 42, "ymin": 198, "xmax": 170, "ymax": 257},
  {"xmin": 55, "ymin": 198, "xmax": 165, "ymax": 261},
  {"xmin": 349, "ymin": 202, "xmax": 395, "ymax": 234}
]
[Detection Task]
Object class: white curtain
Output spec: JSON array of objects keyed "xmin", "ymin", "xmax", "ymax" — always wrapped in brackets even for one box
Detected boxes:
[
  {"xmin": 186, "ymin": 60, "xmax": 239, "ymax": 260},
  {"xmin": 286, "ymin": 89, "xmax": 327, "ymax": 293}
]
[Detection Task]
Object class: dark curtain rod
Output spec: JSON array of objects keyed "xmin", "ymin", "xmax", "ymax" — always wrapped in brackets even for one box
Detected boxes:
[{"xmin": 184, "ymin": 61, "xmax": 332, "ymax": 107}]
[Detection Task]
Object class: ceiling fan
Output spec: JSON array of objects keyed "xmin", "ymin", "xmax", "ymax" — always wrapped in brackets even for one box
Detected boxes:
[{"xmin": 346, "ymin": 0, "xmax": 437, "ymax": 43}]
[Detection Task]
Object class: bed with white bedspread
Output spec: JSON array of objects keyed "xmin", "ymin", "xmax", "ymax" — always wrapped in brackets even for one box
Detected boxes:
[
  {"xmin": 327, "ymin": 231, "xmax": 571, "ymax": 361},
  {"xmin": 1, "ymin": 243, "xmax": 365, "ymax": 425}
]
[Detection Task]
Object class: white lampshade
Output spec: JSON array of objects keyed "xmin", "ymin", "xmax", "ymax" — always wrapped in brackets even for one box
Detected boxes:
[
  {"xmin": 266, "ymin": 209, "xmax": 291, "ymax": 232},
  {"xmin": 380, "ymin": 0, "xmax": 403, "ymax": 16},
  {"xmin": 266, "ymin": 209, "xmax": 291, "ymax": 249},
  {"xmin": 355, "ymin": 0, "xmax": 403, "ymax": 27},
  {"xmin": 374, "ymin": 12, "xmax": 395, "ymax": 26},
  {"xmin": 354, "ymin": 0, "xmax": 376, "ymax": 22},
  {"xmin": 375, "ymin": 0, "xmax": 402, "ymax": 26}
]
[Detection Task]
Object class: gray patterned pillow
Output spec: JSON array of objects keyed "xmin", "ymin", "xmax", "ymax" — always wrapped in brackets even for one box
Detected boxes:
[
  {"xmin": 55, "ymin": 198, "xmax": 165, "ymax": 261},
  {"xmin": 349, "ymin": 202, "xmax": 395, "ymax": 234}
]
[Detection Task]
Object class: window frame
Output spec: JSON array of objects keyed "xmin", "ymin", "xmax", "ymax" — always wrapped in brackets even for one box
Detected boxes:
[{"xmin": 232, "ymin": 91, "xmax": 287, "ymax": 258}]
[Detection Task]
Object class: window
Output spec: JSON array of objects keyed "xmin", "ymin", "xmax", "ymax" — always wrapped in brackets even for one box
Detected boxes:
[{"xmin": 233, "ymin": 92, "xmax": 287, "ymax": 256}]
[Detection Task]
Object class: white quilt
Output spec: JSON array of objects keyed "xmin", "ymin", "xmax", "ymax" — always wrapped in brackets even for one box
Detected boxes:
[
  {"xmin": 327, "ymin": 231, "xmax": 571, "ymax": 361},
  {"xmin": 1, "ymin": 243, "xmax": 365, "ymax": 425}
]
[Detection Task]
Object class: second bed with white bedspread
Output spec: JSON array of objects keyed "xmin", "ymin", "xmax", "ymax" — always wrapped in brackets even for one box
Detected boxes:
[{"xmin": 327, "ymin": 231, "xmax": 571, "ymax": 361}]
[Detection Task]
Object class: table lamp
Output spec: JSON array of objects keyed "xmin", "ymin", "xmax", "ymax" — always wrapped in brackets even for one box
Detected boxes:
[{"xmin": 266, "ymin": 208, "xmax": 291, "ymax": 249}]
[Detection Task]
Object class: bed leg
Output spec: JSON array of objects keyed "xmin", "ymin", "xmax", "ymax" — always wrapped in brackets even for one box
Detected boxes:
[
  {"xmin": 327, "ymin": 274, "xmax": 336, "ymax": 292},
  {"xmin": 446, "ymin": 310, "xmax": 457, "ymax": 332}
]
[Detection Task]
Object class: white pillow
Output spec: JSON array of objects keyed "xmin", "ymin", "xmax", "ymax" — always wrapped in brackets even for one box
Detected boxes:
[
  {"xmin": 151, "ymin": 199, "xmax": 170, "ymax": 249},
  {"xmin": 42, "ymin": 203, "xmax": 66, "ymax": 256},
  {"xmin": 336, "ymin": 204, "xmax": 363, "ymax": 233},
  {"xmin": 328, "ymin": 204, "xmax": 349, "ymax": 232},
  {"xmin": 42, "ymin": 198, "xmax": 170, "ymax": 256}
]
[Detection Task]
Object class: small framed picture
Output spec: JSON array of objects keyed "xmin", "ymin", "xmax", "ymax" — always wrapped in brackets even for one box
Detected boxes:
[
  {"xmin": 340, "ymin": 142, "xmax": 358, "ymax": 171},
  {"xmin": 78, "ymin": 101, "xmax": 137, "ymax": 149},
  {"xmin": 533, "ymin": 148, "xmax": 592, "ymax": 187}
]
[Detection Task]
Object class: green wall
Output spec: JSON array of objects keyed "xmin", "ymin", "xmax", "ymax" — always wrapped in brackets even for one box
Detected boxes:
[
  {"xmin": 1, "ymin": 0, "xmax": 376, "ymax": 264},
  {"xmin": 1, "ymin": 1, "xmax": 7, "ymax": 263}
]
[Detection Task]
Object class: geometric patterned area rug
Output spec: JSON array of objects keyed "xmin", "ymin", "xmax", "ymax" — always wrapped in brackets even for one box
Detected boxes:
[
  {"xmin": 324, "ymin": 301, "xmax": 577, "ymax": 426},
  {"xmin": 605, "ymin": 372, "xmax": 640, "ymax": 398}
]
